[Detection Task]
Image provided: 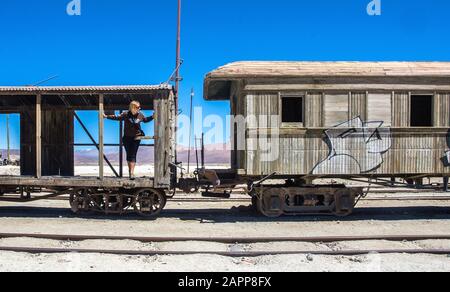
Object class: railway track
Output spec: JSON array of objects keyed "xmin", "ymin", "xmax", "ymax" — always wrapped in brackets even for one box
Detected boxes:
[
  {"xmin": 0, "ymin": 246, "xmax": 449, "ymax": 257},
  {"xmin": 0, "ymin": 233, "xmax": 449, "ymax": 257},
  {"xmin": 2, "ymin": 194, "xmax": 450, "ymax": 203}
]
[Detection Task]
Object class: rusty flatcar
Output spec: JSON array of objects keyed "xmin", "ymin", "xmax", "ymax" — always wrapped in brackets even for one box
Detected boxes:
[
  {"xmin": 201, "ymin": 61, "xmax": 450, "ymax": 217},
  {"xmin": 0, "ymin": 85, "xmax": 176, "ymax": 216}
]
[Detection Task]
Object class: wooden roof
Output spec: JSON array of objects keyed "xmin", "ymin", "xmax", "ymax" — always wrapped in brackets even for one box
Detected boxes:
[
  {"xmin": 206, "ymin": 61, "xmax": 450, "ymax": 78},
  {"xmin": 204, "ymin": 61, "xmax": 450, "ymax": 100}
]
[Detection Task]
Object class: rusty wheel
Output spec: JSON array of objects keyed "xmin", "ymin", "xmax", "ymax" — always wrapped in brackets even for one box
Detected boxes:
[
  {"xmin": 256, "ymin": 190, "xmax": 284, "ymax": 218},
  {"xmin": 70, "ymin": 188, "xmax": 91, "ymax": 214},
  {"xmin": 133, "ymin": 189, "xmax": 166, "ymax": 217},
  {"xmin": 331, "ymin": 190, "xmax": 355, "ymax": 217}
]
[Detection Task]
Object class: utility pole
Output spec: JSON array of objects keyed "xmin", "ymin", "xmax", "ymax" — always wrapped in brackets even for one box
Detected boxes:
[
  {"xmin": 173, "ymin": 0, "xmax": 182, "ymax": 171},
  {"xmin": 175, "ymin": 0, "xmax": 181, "ymax": 114},
  {"xmin": 187, "ymin": 88, "xmax": 194, "ymax": 174},
  {"xmin": 6, "ymin": 114, "xmax": 10, "ymax": 162}
]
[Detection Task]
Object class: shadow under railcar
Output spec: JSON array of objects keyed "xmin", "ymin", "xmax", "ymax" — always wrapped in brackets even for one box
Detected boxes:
[{"xmin": 0, "ymin": 205, "xmax": 448, "ymax": 223}]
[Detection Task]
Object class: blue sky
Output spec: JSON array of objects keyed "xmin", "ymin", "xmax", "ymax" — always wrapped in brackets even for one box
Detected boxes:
[{"xmin": 1, "ymin": 0, "xmax": 450, "ymax": 149}]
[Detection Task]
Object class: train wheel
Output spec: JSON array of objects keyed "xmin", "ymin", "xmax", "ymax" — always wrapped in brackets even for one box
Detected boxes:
[
  {"xmin": 330, "ymin": 190, "xmax": 355, "ymax": 217},
  {"xmin": 256, "ymin": 191, "xmax": 284, "ymax": 218},
  {"xmin": 133, "ymin": 189, "xmax": 166, "ymax": 217},
  {"xmin": 70, "ymin": 188, "xmax": 91, "ymax": 214}
]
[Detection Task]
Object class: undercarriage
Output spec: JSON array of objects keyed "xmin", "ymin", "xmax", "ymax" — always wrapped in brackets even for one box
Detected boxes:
[{"xmin": 69, "ymin": 188, "xmax": 167, "ymax": 217}]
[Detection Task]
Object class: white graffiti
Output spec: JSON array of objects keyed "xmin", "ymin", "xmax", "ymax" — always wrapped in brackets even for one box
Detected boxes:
[
  {"xmin": 312, "ymin": 117, "xmax": 391, "ymax": 175},
  {"xmin": 67, "ymin": 0, "xmax": 81, "ymax": 16},
  {"xmin": 367, "ymin": 0, "xmax": 382, "ymax": 16}
]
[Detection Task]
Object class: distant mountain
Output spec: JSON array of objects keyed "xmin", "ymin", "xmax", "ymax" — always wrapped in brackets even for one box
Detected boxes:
[
  {"xmin": 0, "ymin": 149, "xmax": 20, "ymax": 160},
  {"xmin": 74, "ymin": 143, "xmax": 231, "ymax": 165},
  {"xmin": 2, "ymin": 144, "xmax": 231, "ymax": 166}
]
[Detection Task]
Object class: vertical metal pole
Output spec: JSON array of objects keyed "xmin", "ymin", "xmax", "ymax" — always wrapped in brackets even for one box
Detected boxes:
[
  {"xmin": 175, "ymin": 0, "xmax": 181, "ymax": 111},
  {"xmin": 201, "ymin": 133, "xmax": 205, "ymax": 169},
  {"xmin": 174, "ymin": 0, "xmax": 182, "ymax": 170},
  {"xmin": 187, "ymin": 88, "xmax": 194, "ymax": 174},
  {"xmin": 98, "ymin": 94, "xmax": 104, "ymax": 180},
  {"xmin": 36, "ymin": 94, "xmax": 42, "ymax": 179},
  {"xmin": 119, "ymin": 110, "xmax": 123, "ymax": 178},
  {"xmin": 6, "ymin": 114, "xmax": 10, "ymax": 162},
  {"xmin": 195, "ymin": 136, "xmax": 199, "ymax": 171}
]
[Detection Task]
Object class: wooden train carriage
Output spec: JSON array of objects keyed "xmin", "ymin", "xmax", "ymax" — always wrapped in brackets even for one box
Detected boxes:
[
  {"xmin": 0, "ymin": 85, "xmax": 176, "ymax": 216},
  {"xmin": 205, "ymin": 61, "xmax": 450, "ymax": 179},
  {"xmin": 204, "ymin": 62, "xmax": 450, "ymax": 216}
]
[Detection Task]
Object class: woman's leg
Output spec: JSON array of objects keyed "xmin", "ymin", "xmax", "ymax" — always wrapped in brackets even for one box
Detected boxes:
[
  {"xmin": 123, "ymin": 137, "xmax": 134, "ymax": 178},
  {"xmin": 129, "ymin": 161, "xmax": 136, "ymax": 177},
  {"xmin": 127, "ymin": 139, "xmax": 141, "ymax": 179}
]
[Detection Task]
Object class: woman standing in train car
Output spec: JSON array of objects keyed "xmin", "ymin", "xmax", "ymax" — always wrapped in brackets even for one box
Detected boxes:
[{"xmin": 104, "ymin": 101, "xmax": 154, "ymax": 180}]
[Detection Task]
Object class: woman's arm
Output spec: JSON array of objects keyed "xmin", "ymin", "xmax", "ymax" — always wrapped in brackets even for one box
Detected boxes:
[
  {"xmin": 143, "ymin": 114, "xmax": 154, "ymax": 123},
  {"xmin": 105, "ymin": 112, "xmax": 126, "ymax": 121}
]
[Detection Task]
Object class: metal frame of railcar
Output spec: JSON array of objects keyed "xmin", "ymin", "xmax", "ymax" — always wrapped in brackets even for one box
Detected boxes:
[{"xmin": 0, "ymin": 85, "xmax": 176, "ymax": 217}]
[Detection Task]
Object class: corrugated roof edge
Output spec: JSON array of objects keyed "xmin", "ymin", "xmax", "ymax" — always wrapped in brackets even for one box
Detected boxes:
[{"xmin": 0, "ymin": 84, "xmax": 172, "ymax": 93}]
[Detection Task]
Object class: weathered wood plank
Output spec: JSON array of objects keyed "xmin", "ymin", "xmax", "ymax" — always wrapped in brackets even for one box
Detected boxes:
[
  {"xmin": 244, "ymin": 84, "xmax": 450, "ymax": 92},
  {"xmin": 367, "ymin": 93, "xmax": 392, "ymax": 126},
  {"xmin": 324, "ymin": 94, "xmax": 349, "ymax": 127}
]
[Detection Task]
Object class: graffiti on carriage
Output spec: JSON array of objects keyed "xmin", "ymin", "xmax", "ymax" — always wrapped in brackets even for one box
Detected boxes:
[{"xmin": 312, "ymin": 116, "xmax": 392, "ymax": 175}]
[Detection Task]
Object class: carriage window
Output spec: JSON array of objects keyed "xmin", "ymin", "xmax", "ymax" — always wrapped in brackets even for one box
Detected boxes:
[
  {"xmin": 410, "ymin": 95, "xmax": 433, "ymax": 127},
  {"xmin": 282, "ymin": 96, "xmax": 304, "ymax": 124}
]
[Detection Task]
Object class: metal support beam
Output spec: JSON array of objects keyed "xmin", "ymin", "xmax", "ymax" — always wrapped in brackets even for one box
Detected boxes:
[
  {"xmin": 36, "ymin": 94, "xmax": 42, "ymax": 179},
  {"xmin": 6, "ymin": 114, "xmax": 10, "ymax": 162},
  {"xmin": 72, "ymin": 143, "xmax": 153, "ymax": 147},
  {"xmin": 99, "ymin": 94, "xmax": 104, "ymax": 180},
  {"xmin": 119, "ymin": 110, "xmax": 124, "ymax": 178},
  {"xmin": 73, "ymin": 113, "xmax": 120, "ymax": 178}
]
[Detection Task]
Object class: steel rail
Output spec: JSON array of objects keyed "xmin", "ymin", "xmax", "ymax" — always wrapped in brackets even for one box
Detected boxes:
[
  {"xmin": 1, "ymin": 233, "xmax": 450, "ymax": 244},
  {"xmin": 0, "ymin": 246, "xmax": 449, "ymax": 257},
  {"xmin": 2, "ymin": 195, "xmax": 450, "ymax": 203}
]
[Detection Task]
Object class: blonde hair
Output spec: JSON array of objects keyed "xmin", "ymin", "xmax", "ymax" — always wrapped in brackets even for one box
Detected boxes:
[{"xmin": 129, "ymin": 101, "xmax": 141, "ymax": 112}]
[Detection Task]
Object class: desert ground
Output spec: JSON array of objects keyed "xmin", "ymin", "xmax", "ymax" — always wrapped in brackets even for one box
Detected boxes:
[
  {"xmin": 0, "ymin": 175, "xmax": 449, "ymax": 271},
  {"xmin": 0, "ymin": 164, "xmax": 228, "ymax": 177}
]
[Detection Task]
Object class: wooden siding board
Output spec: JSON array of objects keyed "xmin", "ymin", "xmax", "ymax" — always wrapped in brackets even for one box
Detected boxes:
[
  {"xmin": 393, "ymin": 92, "xmax": 410, "ymax": 127},
  {"xmin": 242, "ymin": 91, "xmax": 450, "ymax": 177},
  {"xmin": 324, "ymin": 94, "xmax": 349, "ymax": 127},
  {"xmin": 367, "ymin": 93, "xmax": 392, "ymax": 126}
]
